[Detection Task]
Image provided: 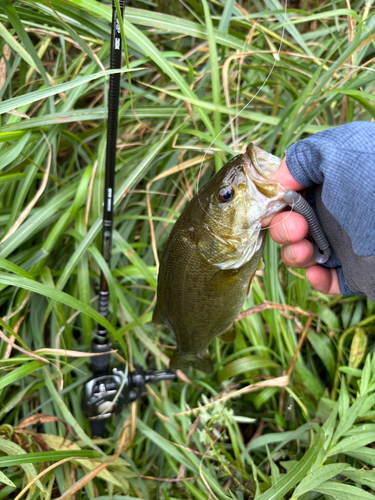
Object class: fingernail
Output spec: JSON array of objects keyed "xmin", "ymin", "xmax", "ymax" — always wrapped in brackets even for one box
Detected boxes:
[
  {"xmin": 284, "ymin": 245, "xmax": 296, "ymax": 262},
  {"xmin": 275, "ymin": 220, "xmax": 290, "ymax": 242}
]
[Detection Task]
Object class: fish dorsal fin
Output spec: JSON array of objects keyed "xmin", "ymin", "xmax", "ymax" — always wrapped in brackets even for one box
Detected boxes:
[{"xmin": 219, "ymin": 324, "xmax": 236, "ymax": 343}]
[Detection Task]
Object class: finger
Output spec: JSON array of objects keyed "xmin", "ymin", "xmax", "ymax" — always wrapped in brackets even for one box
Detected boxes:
[
  {"xmin": 261, "ymin": 207, "xmax": 289, "ymax": 228},
  {"xmin": 261, "ymin": 157, "xmax": 306, "ymax": 228},
  {"xmin": 268, "ymin": 212, "xmax": 308, "ymax": 243},
  {"xmin": 270, "ymin": 157, "xmax": 305, "ymax": 191},
  {"xmin": 281, "ymin": 239, "xmax": 315, "ymax": 268},
  {"xmin": 306, "ymin": 266, "xmax": 341, "ymax": 295}
]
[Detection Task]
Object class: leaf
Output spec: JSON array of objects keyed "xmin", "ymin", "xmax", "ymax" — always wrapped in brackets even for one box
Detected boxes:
[
  {"xmin": 0, "ymin": 183, "xmax": 78, "ymax": 259},
  {"xmin": 339, "ymin": 366, "xmax": 362, "ymax": 377},
  {"xmin": 338, "ymin": 378, "xmax": 349, "ymax": 420},
  {"xmin": 266, "ymin": 445, "xmax": 281, "ymax": 486},
  {"xmin": 0, "ymin": 257, "xmax": 36, "ymax": 281},
  {"xmin": 360, "ymin": 353, "xmax": 372, "ymax": 395},
  {"xmin": 0, "ymin": 383, "xmax": 34, "ymax": 420},
  {"xmin": 232, "ymin": 416, "xmax": 257, "ymax": 424},
  {"xmin": 256, "ymin": 429, "xmax": 325, "ymax": 500},
  {"xmin": 343, "ymin": 467, "xmax": 375, "ymax": 489},
  {"xmin": 316, "ymin": 306, "xmax": 340, "ymax": 331},
  {"xmin": 113, "ymin": 232, "xmax": 157, "ymax": 288},
  {"xmin": 0, "ymin": 22, "xmax": 37, "ymax": 71},
  {"xmin": 329, "ymin": 88, "xmax": 375, "ymax": 102},
  {"xmin": 357, "ymin": 392, "xmax": 375, "ymax": 415},
  {"xmin": 0, "ymin": 132, "xmax": 31, "ymax": 171},
  {"xmin": 344, "ymin": 423, "xmax": 375, "ymax": 436},
  {"xmin": 55, "ymin": 123, "xmax": 183, "ymax": 292},
  {"xmin": 0, "ymin": 439, "xmax": 46, "ymax": 493},
  {"xmin": 292, "ymin": 463, "xmax": 348, "ymax": 499},
  {"xmin": 346, "ymin": 447, "xmax": 375, "ymax": 467},
  {"xmin": 137, "ymin": 81, "xmax": 327, "ymax": 134},
  {"xmin": 0, "ymin": 361, "xmax": 43, "ymax": 391},
  {"xmin": 2, "ymin": 0, "xmax": 50, "ymax": 85},
  {"xmin": 217, "ymin": 356, "xmax": 279, "ymax": 382},
  {"xmin": 331, "ymin": 397, "xmax": 365, "ymax": 444},
  {"xmin": 349, "ymin": 327, "xmax": 367, "ymax": 369},
  {"xmin": 0, "ymin": 469, "xmax": 16, "ymax": 488},
  {"xmin": 42, "ymin": 369, "xmax": 106, "ymax": 456},
  {"xmin": 316, "ymin": 398, "xmax": 334, "ymax": 424},
  {"xmin": 218, "ymin": 0, "xmax": 235, "ymax": 32},
  {"xmin": 0, "ymin": 68, "xmax": 140, "ymax": 115},
  {"xmin": 314, "ymin": 480, "xmax": 375, "ymax": 499},
  {"xmin": 295, "ymin": 363, "xmax": 324, "ymax": 400},
  {"xmin": 333, "ymin": 89, "xmax": 375, "ymax": 119},
  {"xmin": 280, "ymin": 461, "xmax": 299, "ymax": 472},
  {"xmin": 0, "ymin": 273, "xmax": 116, "ymax": 336},
  {"xmin": 263, "ymin": 0, "xmax": 315, "ymax": 58},
  {"xmin": 327, "ymin": 431, "xmax": 375, "ymax": 456},
  {"xmin": 308, "ymin": 331, "xmax": 335, "ymax": 377},
  {"xmin": 0, "ymin": 450, "xmax": 101, "ymax": 466},
  {"xmin": 201, "ymin": 0, "xmax": 221, "ymax": 171},
  {"xmin": 40, "ymin": 435, "xmax": 129, "ymax": 487},
  {"xmin": 246, "ymin": 423, "xmax": 314, "ymax": 453},
  {"xmin": 123, "ymin": 21, "xmax": 214, "ymax": 135}
]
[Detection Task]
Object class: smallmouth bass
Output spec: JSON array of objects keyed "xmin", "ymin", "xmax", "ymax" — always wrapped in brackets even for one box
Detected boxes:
[{"xmin": 153, "ymin": 144, "xmax": 286, "ymax": 373}]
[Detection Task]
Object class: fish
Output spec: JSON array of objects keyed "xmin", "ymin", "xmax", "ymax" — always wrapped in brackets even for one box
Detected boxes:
[{"xmin": 153, "ymin": 144, "xmax": 287, "ymax": 373}]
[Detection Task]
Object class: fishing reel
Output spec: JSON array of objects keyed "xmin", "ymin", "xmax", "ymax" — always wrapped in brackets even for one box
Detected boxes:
[{"xmin": 82, "ymin": 364, "xmax": 177, "ymax": 420}]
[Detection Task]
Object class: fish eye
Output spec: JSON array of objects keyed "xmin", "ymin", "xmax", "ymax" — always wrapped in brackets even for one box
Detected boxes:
[{"xmin": 218, "ymin": 186, "xmax": 235, "ymax": 203}]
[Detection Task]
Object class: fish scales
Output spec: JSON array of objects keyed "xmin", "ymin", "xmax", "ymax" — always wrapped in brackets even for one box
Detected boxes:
[{"xmin": 153, "ymin": 145, "xmax": 286, "ymax": 373}]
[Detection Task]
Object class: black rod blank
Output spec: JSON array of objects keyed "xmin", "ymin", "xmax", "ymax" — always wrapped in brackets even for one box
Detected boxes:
[{"xmin": 92, "ymin": 0, "xmax": 125, "ymax": 378}]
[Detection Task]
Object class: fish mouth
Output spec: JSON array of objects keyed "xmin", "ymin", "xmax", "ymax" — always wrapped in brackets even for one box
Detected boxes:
[
  {"xmin": 245, "ymin": 143, "xmax": 270, "ymax": 179},
  {"xmin": 244, "ymin": 143, "xmax": 281, "ymax": 179},
  {"xmin": 243, "ymin": 143, "xmax": 283, "ymax": 200}
]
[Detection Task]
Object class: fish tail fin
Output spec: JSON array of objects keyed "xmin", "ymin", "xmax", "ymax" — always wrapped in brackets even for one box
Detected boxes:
[{"xmin": 170, "ymin": 351, "xmax": 213, "ymax": 373}]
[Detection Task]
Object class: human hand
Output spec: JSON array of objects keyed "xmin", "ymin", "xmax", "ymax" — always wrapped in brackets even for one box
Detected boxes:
[{"xmin": 261, "ymin": 157, "xmax": 340, "ymax": 295}]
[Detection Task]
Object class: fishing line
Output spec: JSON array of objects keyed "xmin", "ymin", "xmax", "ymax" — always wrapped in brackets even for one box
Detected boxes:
[
  {"xmin": 260, "ymin": 201, "xmax": 295, "ymax": 231},
  {"xmin": 196, "ymin": 0, "xmax": 288, "ymax": 230}
]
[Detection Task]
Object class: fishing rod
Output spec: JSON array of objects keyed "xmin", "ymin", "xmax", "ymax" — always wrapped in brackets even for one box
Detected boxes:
[{"xmin": 82, "ymin": 0, "xmax": 176, "ymax": 437}]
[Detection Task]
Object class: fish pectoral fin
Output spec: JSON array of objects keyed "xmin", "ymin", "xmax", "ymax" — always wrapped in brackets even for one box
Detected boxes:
[
  {"xmin": 205, "ymin": 268, "xmax": 239, "ymax": 292},
  {"xmin": 247, "ymin": 272, "xmax": 257, "ymax": 297},
  {"xmin": 170, "ymin": 351, "xmax": 213, "ymax": 373},
  {"xmin": 246, "ymin": 257, "xmax": 263, "ymax": 297},
  {"xmin": 152, "ymin": 301, "xmax": 164, "ymax": 325},
  {"xmin": 219, "ymin": 324, "xmax": 236, "ymax": 343}
]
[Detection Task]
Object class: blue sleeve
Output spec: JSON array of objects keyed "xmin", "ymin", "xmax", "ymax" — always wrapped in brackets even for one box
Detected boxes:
[
  {"xmin": 286, "ymin": 122, "xmax": 375, "ymax": 257},
  {"xmin": 285, "ymin": 122, "xmax": 375, "ymax": 297}
]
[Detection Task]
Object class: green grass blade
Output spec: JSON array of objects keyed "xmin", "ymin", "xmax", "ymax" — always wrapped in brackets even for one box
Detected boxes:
[{"xmin": 257, "ymin": 429, "xmax": 324, "ymax": 500}]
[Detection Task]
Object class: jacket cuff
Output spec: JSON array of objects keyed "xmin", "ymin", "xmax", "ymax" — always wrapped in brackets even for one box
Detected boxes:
[
  {"xmin": 286, "ymin": 142, "xmax": 323, "ymax": 188},
  {"xmin": 336, "ymin": 266, "xmax": 365, "ymax": 297}
]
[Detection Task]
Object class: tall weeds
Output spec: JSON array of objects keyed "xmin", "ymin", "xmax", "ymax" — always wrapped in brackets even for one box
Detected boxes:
[{"xmin": 0, "ymin": 1, "xmax": 375, "ymax": 498}]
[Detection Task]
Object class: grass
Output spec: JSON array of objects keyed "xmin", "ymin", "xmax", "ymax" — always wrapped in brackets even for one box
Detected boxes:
[{"xmin": 1, "ymin": 0, "xmax": 375, "ymax": 498}]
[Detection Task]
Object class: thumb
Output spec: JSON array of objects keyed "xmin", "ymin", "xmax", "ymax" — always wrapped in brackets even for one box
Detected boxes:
[
  {"xmin": 261, "ymin": 157, "xmax": 306, "ymax": 228},
  {"xmin": 271, "ymin": 157, "xmax": 305, "ymax": 191}
]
